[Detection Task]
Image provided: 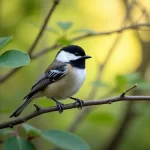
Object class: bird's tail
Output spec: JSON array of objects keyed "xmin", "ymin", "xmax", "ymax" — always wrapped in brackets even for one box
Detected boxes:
[{"xmin": 10, "ymin": 98, "xmax": 32, "ymax": 118}]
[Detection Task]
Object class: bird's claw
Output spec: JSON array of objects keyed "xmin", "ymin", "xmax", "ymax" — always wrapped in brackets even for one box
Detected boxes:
[
  {"xmin": 56, "ymin": 102, "xmax": 64, "ymax": 114},
  {"xmin": 74, "ymin": 98, "xmax": 84, "ymax": 109}
]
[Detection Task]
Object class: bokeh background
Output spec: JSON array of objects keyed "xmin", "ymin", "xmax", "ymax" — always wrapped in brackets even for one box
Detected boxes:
[{"xmin": 0, "ymin": 0, "xmax": 150, "ymax": 149}]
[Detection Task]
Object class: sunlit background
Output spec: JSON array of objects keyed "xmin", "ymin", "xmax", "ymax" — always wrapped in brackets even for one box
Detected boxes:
[{"xmin": 0, "ymin": 0, "xmax": 150, "ymax": 149}]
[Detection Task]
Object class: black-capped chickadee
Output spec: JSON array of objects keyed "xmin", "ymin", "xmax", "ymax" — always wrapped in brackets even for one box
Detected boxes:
[{"xmin": 10, "ymin": 45, "xmax": 92, "ymax": 118}]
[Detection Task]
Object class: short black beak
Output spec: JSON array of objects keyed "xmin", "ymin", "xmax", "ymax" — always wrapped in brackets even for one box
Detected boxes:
[{"xmin": 82, "ymin": 55, "xmax": 92, "ymax": 60}]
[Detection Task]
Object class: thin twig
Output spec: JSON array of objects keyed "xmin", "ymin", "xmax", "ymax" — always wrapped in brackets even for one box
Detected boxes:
[
  {"xmin": 0, "ymin": 0, "xmax": 60, "ymax": 84},
  {"xmin": 104, "ymin": 1, "xmax": 150, "ymax": 150},
  {"xmin": 71, "ymin": 23, "xmax": 150, "ymax": 43},
  {"xmin": 0, "ymin": 22, "xmax": 150, "ymax": 84},
  {"xmin": 34, "ymin": 22, "xmax": 150, "ymax": 59},
  {"xmin": 33, "ymin": 103, "xmax": 41, "ymax": 111},
  {"xmin": 135, "ymin": 1, "xmax": 150, "ymax": 22},
  {"xmin": 31, "ymin": 43, "xmax": 60, "ymax": 59},
  {"xmin": 1, "ymin": 95, "xmax": 150, "ymax": 129},
  {"xmin": 67, "ymin": 34, "xmax": 123, "ymax": 132},
  {"xmin": 67, "ymin": 3, "xmax": 134, "ymax": 132},
  {"xmin": 29, "ymin": 0, "xmax": 60, "ymax": 54},
  {"xmin": 104, "ymin": 101, "xmax": 134, "ymax": 150},
  {"xmin": 120, "ymin": 84, "xmax": 137, "ymax": 97}
]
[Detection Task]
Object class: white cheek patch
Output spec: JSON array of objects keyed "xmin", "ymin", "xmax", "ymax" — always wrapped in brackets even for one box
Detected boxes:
[{"xmin": 56, "ymin": 51, "xmax": 81, "ymax": 62}]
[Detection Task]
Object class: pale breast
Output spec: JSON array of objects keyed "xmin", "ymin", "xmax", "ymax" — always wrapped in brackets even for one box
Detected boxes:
[{"xmin": 44, "ymin": 68, "xmax": 86, "ymax": 100}]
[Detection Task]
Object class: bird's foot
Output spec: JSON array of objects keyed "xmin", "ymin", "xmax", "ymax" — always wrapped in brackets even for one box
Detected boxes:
[
  {"xmin": 56, "ymin": 101, "xmax": 64, "ymax": 114},
  {"xmin": 70, "ymin": 97, "xmax": 84, "ymax": 109},
  {"xmin": 52, "ymin": 98, "xmax": 64, "ymax": 113}
]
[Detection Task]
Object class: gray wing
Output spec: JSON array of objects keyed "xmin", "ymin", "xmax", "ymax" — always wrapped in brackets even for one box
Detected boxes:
[{"xmin": 23, "ymin": 65, "xmax": 67, "ymax": 100}]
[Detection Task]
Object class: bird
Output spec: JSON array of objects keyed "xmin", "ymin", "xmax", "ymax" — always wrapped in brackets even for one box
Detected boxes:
[{"xmin": 10, "ymin": 45, "xmax": 92, "ymax": 118}]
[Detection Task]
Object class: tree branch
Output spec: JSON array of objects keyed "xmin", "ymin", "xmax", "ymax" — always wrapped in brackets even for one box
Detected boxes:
[
  {"xmin": 104, "ymin": 2, "xmax": 150, "ymax": 150},
  {"xmin": 28, "ymin": 0, "xmax": 60, "ymax": 54},
  {"xmin": 1, "ymin": 95, "xmax": 150, "ymax": 129},
  {"xmin": 71, "ymin": 22, "xmax": 150, "ymax": 42},
  {"xmin": 0, "ymin": 22, "xmax": 150, "ymax": 84},
  {"xmin": 33, "ymin": 22, "xmax": 150, "ymax": 59},
  {"xmin": 104, "ymin": 101, "xmax": 134, "ymax": 150},
  {"xmin": 67, "ymin": 34, "xmax": 123, "ymax": 132},
  {"xmin": 0, "ymin": 0, "xmax": 60, "ymax": 84},
  {"xmin": 66, "ymin": 3, "xmax": 134, "ymax": 133}
]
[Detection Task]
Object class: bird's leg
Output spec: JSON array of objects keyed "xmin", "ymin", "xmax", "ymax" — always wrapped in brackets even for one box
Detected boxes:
[
  {"xmin": 52, "ymin": 98, "xmax": 64, "ymax": 113},
  {"xmin": 70, "ymin": 97, "xmax": 84, "ymax": 109}
]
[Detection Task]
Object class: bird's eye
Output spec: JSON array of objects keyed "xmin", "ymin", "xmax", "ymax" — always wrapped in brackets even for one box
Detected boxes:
[{"xmin": 75, "ymin": 53, "xmax": 80, "ymax": 56}]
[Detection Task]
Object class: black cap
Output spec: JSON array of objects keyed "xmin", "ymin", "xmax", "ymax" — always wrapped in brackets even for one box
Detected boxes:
[{"xmin": 61, "ymin": 45, "xmax": 86, "ymax": 57}]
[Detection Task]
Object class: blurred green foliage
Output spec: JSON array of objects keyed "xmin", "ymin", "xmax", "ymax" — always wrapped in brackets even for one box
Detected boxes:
[
  {"xmin": 1, "ymin": 0, "xmax": 150, "ymax": 150},
  {"xmin": 1, "ymin": 124, "xmax": 89, "ymax": 150},
  {"xmin": 4, "ymin": 136, "xmax": 36, "ymax": 150},
  {"xmin": 115, "ymin": 73, "xmax": 150, "ymax": 92}
]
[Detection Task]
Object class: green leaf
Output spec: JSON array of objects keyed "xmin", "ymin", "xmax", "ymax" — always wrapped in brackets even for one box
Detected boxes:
[
  {"xmin": 73, "ymin": 29, "xmax": 96, "ymax": 34},
  {"xmin": 138, "ymin": 81, "xmax": 150, "ymax": 90},
  {"xmin": 91, "ymin": 80, "xmax": 107, "ymax": 88},
  {"xmin": 0, "ymin": 36, "xmax": 13, "ymax": 49},
  {"xmin": 22, "ymin": 123, "xmax": 41, "ymax": 137},
  {"xmin": 57, "ymin": 21, "xmax": 73, "ymax": 31},
  {"xmin": 42, "ymin": 130, "xmax": 90, "ymax": 150},
  {"xmin": 0, "ymin": 129, "xmax": 13, "ymax": 136},
  {"xmin": 0, "ymin": 50, "xmax": 30, "ymax": 68},
  {"xmin": 115, "ymin": 73, "xmax": 141, "ymax": 85},
  {"xmin": 115, "ymin": 75, "xmax": 127, "ymax": 85},
  {"xmin": 3, "ymin": 136, "xmax": 36, "ymax": 150},
  {"xmin": 124, "ymin": 73, "xmax": 141, "ymax": 83},
  {"xmin": 57, "ymin": 37, "xmax": 72, "ymax": 46},
  {"xmin": 115, "ymin": 75, "xmax": 128, "ymax": 92}
]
